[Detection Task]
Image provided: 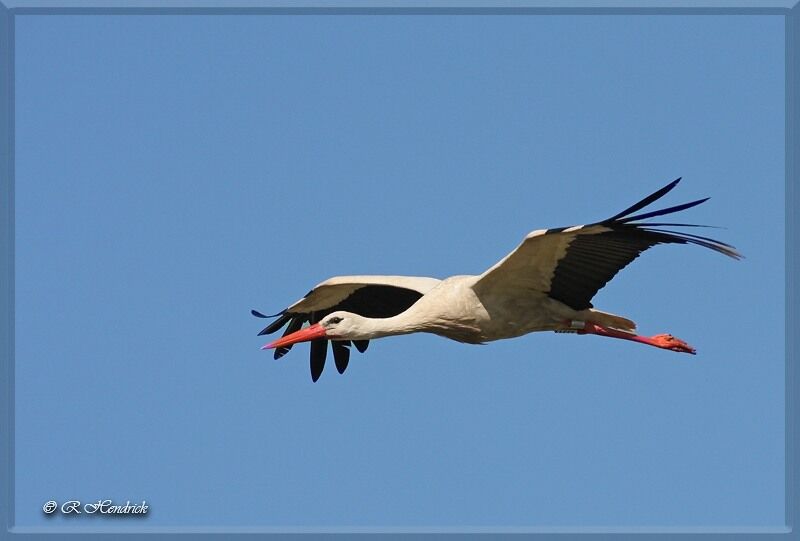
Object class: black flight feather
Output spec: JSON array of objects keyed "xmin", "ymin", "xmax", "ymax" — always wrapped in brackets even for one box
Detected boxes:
[
  {"xmin": 310, "ymin": 339, "xmax": 327, "ymax": 382},
  {"xmin": 615, "ymin": 197, "xmax": 709, "ymax": 224},
  {"xmin": 606, "ymin": 177, "xmax": 681, "ymax": 221},
  {"xmin": 547, "ymin": 180, "xmax": 741, "ymax": 311},
  {"xmin": 309, "ymin": 312, "xmax": 327, "ymax": 382},
  {"xmin": 274, "ymin": 316, "xmax": 304, "ymax": 360},
  {"xmin": 258, "ymin": 313, "xmax": 292, "ymax": 336},
  {"xmin": 257, "ymin": 284, "xmax": 422, "ymax": 381},
  {"xmin": 252, "ymin": 308, "xmax": 287, "ymax": 319},
  {"xmin": 332, "ymin": 341, "xmax": 351, "ymax": 374}
]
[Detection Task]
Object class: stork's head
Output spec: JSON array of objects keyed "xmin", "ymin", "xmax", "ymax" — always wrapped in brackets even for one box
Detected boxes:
[
  {"xmin": 317, "ymin": 311, "xmax": 368, "ymax": 339},
  {"xmin": 262, "ymin": 311, "xmax": 370, "ymax": 350}
]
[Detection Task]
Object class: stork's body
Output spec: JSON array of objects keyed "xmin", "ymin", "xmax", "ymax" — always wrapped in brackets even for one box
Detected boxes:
[
  {"xmin": 254, "ymin": 179, "xmax": 741, "ymax": 381},
  {"xmin": 331, "ymin": 275, "xmax": 604, "ymax": 344}
]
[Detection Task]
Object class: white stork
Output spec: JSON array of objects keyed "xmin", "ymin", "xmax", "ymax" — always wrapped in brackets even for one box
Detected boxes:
[{"xmin": 253, "ymin": 179, "xmax": 741, "ymax": 381}]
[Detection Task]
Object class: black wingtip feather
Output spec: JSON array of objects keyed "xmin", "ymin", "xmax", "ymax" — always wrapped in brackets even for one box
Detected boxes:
[
  {"xmin": 258, "ymin": 313, "xmax": 292, "ymax": 336},
  {"xmin": 252, "ymin": 308, "xmax": 286, "ymax": 319},
  {"xmin": 641, "ymin": 227, "xmax": 743, "ymax": 259},
  {"xmin": 606, "ymin": 178, "xmax": 682, "ymax": 222},
  {"xmin": 271, "ymin": 316, "xmax": 304, "ymax": 357},
  {"xmin": 310, "ymin": 339, "xmax": 327, "ymax": 382},
  {"xmin": 640, "ymin": 222, "xmax": 722, "ymax": 229},
  {"xmin": 546, "ymin": 180, "xmax": 741, "ymax": 311},
  {"xmin": 617, "ymin": 197, "xmax": 709, "ymax": 224},
  {"xmin": 332, "ymin": 341, "xmax": 351, "ymax": 374}
]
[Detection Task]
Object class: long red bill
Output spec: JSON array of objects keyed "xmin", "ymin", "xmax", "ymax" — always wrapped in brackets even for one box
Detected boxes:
[{"xmin": 262, "ymin": 323, "xmax": 327, "ymax": 350}]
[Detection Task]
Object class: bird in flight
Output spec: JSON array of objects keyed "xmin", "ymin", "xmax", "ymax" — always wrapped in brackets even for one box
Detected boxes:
[{"xmin": 253, "ymin": 178, "xmax": 741, "ymax": 381}]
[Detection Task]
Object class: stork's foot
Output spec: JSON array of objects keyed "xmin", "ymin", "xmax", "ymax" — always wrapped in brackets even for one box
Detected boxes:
[{"xmin": 647, "ymin": 333, "xmax": 696, "ymax": 355}]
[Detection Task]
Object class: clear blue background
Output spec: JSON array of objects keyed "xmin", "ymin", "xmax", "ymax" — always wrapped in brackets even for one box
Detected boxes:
[{"xmin": 13, "ymin": 13, "xmax": 785, "ymax": 529}]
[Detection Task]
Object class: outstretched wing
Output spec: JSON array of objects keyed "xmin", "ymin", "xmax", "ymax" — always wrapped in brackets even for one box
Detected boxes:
[
  {"xmin": 253, "ymin": 275, "xmax": 441, "ymax": 381},
  {"xmin": 473, "ymin": 178, "xmax": 741, "ymax": 311}
]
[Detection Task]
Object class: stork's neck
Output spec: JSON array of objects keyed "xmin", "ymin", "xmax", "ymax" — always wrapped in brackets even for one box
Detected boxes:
[
  {"xmin": 352, "ymin": 304, "xmax": 479, "ymax": 343},
  {"xmin": 359, "ymin": 311, "xmax": 430, "ymax": 340}
]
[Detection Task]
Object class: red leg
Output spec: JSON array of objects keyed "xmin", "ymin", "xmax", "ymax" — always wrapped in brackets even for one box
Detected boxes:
[{"xmin": 573, "ymin": 321, "xmax": 696, "ymax": 355}]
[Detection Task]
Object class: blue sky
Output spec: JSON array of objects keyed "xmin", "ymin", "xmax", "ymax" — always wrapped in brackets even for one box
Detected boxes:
[{"xmin": 12, "ymin": 13, "xmax": 785, "ymax": 530}]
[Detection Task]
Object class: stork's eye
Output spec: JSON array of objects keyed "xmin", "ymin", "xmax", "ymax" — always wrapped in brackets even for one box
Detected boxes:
[{"xmin": 328, "ymin": 316, "xmax": 343, "ymax": 324}]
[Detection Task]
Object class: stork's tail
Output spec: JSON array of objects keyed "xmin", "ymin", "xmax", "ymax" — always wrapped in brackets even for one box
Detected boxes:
[{"xmin": 581, "ymin": 309, "xmax": 637, "ymax": 333}]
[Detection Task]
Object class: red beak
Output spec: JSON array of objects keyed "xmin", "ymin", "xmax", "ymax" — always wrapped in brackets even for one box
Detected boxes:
[{"xmin": 262, "ymin": 323, "xmax": 327, "ymax": 350}]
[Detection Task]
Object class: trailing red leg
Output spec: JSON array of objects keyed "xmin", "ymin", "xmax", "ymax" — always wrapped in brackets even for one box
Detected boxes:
[{"xmin": 569, "ymin": 321, "xmax": 696, "ymax": 355}]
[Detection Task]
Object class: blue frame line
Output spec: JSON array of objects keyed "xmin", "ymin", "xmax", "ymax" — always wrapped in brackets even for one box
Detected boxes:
[
  {"xmin": 0, "ymin": 0, "xmax": 798, "ymax": 8},
  {"xmin": 0, "ymin": 1, "xmax": 795, "ymax": 539},
  {"xmin": 1, "ymin": 6, "xmax": 796, "ymax": 15},
  {"xmin": 1, "ymin": 2, "xmax": 13, "ymax": 540},
  {"xmin": 787, "ymin": 2, "xmax": 799, "ymax": 537}
]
